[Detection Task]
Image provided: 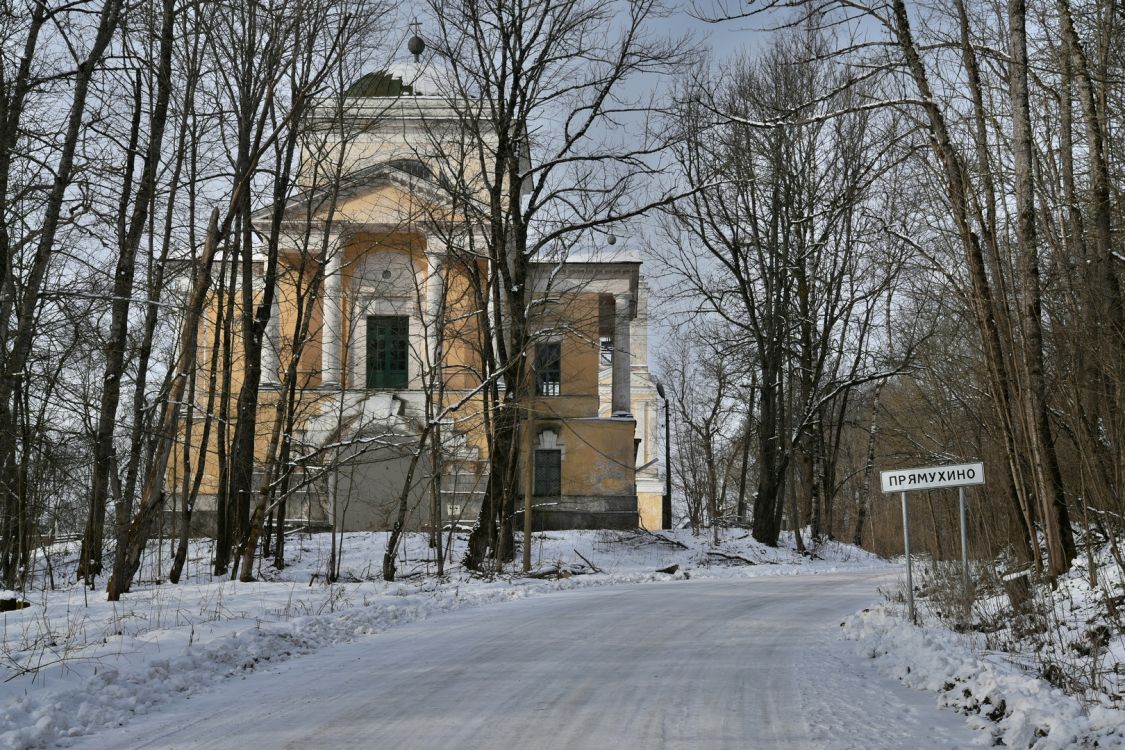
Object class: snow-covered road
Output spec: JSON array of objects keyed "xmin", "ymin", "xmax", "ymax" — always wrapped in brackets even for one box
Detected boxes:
[{"xmin": 72, "ymin": 570, "xmax": 978, "ymax": 749}]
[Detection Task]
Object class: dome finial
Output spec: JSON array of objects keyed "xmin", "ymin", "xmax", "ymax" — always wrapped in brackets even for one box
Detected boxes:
[{"xmin": 407, "ymin": 18, "xmax": 425, "ymax": 63}]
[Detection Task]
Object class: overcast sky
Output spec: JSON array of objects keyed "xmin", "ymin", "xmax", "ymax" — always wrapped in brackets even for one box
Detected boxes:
[{"xmin": 655, "ymin": 1, "xmax": 770, "ymax": 62}]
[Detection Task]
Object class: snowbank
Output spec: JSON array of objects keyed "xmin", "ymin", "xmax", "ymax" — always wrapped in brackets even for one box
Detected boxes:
[{"xmin": 844, "ymin": 604, "xmax": 1125, "ymax": 749}]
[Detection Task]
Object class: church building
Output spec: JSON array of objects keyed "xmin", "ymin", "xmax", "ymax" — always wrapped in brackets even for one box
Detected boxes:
[{"xmin": 176, "ymin": 71, "xmax": 664, "ymax": 536}]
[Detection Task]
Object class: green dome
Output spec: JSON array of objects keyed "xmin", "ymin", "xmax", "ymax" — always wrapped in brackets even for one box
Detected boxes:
[{"xmin": 346, "ymin": 71, "xmax": 414, "ymax": 97}]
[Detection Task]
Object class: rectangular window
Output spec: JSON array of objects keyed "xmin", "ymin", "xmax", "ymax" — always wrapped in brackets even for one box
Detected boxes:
[
  {"xmin": 533, "ymin": 449, "xmax": 561, "ymax": 496},
  {"xmin": 599, "ymin": 336, "xmax": 613, "ymax": 366},
  {"xmin": 366, "ymin": 315, "xmax": 409, "ymax": 389},
  {"xmin": 535, "ymin": 341, "xmax": 561, "ymax": 396}
]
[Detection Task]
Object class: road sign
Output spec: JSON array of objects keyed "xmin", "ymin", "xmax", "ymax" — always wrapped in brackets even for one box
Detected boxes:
[
  {"xmin": 879, "ymin": 461, "xmax": 986, "ymax": 625},
  {"xmin": 879, "ymin": 462, "xmax": 985, "ymax": 494}
]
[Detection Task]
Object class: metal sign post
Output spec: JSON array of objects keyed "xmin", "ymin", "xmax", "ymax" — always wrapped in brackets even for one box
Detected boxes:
[
  {"xmin": 959, "ymin": 486, "xmax": 970, "ymax": 606},
  {"xmin": 901, "ymin": 490, "xmax": 913, "ymax": 623},
  {"xmin": 880, "ymin": 462, "xmax": 985, "ymax": 627}
]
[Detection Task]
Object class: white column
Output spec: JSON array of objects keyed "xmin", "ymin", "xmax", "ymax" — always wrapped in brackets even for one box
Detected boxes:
[
  {"xmin": 632, "ymin": 281, "xmax": 650, "ymax": 365},
  {"xmin": 425, "ymin": 252, "xmax": 444, "ymax": 378},
  {"xmin": 612, "ymin": 292, "xmax": 632, "ymax": 417},
  {"xmin": 322, "ymin": 237, "xmax": 343, "ymax": 387},
  {"xmin": 261, "ymin": 279, "xmax": 281, "ymax": 385}
]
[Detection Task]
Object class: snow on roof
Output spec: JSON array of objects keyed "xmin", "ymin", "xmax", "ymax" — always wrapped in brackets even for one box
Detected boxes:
[{"xmin": 545, "ymin": 242, "xmax": 643, "ymax": 265}]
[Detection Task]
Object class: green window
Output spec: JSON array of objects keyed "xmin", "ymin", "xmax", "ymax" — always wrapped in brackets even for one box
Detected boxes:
[
  {"xmin": 535, "ymin": 341, "xmax": 561, "ymax": 396},
  {"xmin": 366, "ymin": 315, "xmax": 409, "ymax": 389},
  {"xmin": 533, "ymin": 449, "xmax": 561, "ymax": 496}
]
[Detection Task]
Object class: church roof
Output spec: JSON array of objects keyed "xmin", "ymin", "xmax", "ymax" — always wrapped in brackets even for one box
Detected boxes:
[{"xmin": 345, "ymin": 71, "xmax": 415, "ymax": 98}]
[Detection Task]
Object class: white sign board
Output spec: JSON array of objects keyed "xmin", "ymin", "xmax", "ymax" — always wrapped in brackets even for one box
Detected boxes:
[{"xmin": 880, "ymin": 462, "xmax": 985, "ymax": 493}]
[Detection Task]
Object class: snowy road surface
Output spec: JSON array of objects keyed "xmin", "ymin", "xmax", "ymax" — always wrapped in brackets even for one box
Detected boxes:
[{"xmin": 73, "ymin": 570, "xmax": 978, "ymax": 749}]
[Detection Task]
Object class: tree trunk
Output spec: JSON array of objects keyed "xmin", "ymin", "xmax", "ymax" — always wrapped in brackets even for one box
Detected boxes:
[
  {"xmin": 736, "ymin": 379, "xmax": 756, "ymax": 525},
  {"xmin": 1056, "ymin": 0, "xmax": 1124, "ymax": 340},
  {"xmin": 852, "ymin": 381, "xmax": 883, "ymax": 547},
  {"xmin": 229, "ymin": 86, "xmax": 303, "ymax": 580},
  {"xmin": 1009, "ymin": 0, "xmax": 1075, "ymax": 576},
  {"xmin": 751, "ymin": 355, "xmax": 788, "ymax": 546},
  {"xmin": 891, "ymin": 0, "xmax": 1041, "ymax": 568},
  {"xmin": 382, "ymin": 427, "xmax": 434, "ymax": 581}
]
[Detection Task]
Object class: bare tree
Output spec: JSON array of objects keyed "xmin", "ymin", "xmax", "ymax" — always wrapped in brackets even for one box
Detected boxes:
[
  {"xmin": 413, "ymin": 0, "xmax": 691, "ymax": 569},
  {"xmin": 107, "ymin": 0, "xmax": 373, "ymax": 598},
  {"xmin": 728, "ymin": 0, "xmax": 1119, "ymax": 573},
  {"xmin": 77, "ymin": 0, "xmax": 179, "ymax": 591},
  {"xmin": 662, "ymin": 26, "xmax": 909, "ymax": 547},
  {"xmin": 658, "ymin": 331, "xmax": 738, "ymax": 540},
  {"xmin": 0, "ymin": 0, "xmax": 126, "ymax": 588}
]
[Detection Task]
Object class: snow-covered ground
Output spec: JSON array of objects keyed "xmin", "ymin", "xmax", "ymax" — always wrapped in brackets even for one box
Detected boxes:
[
  {"xmin": 1, "ymin": 528, "xmax": 1122, "ymax": 748},
  {"xmin": 59, "ymin": 572, "xmax": 981, "ymax": 750},
  {"xmin": 0, "ymin": 529, "xmax": 879, "ymax": 748},
  {"xmin": 844, "ymin": 539, "xmax": 1125, "ymax": 749},
  {"xmin": 845, "ymin": 607, "xmax": 1125, "ymax": 749}
]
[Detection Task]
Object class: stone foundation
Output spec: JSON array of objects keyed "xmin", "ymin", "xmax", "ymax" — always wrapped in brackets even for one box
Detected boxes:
[{"xmin": 513, "ymin": 494, "xmax": 638, "ymax": 531}]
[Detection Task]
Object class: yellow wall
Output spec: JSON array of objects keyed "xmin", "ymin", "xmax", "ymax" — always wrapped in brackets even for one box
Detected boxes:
[
  {"xmin": 518, "ymin": 419, "xmax": 635, "ymax": 498},
  {"xmin": 637, "ymin": 493, "xmax": 662, "ymax": 531},
  {"xmin": 528, "ymin": 290, "xmax": 603, "ymax": 418}
]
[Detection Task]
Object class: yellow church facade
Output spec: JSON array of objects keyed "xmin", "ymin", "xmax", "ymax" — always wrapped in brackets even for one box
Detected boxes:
[{"xmin": 175, "ymin": 73, "xmax": 664, "ymax": 535}]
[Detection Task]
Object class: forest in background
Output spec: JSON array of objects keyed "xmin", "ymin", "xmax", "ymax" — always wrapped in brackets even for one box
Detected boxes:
[{"xmin": 656, "ymin": 0, "xmax": 1123, "ymax": 580}]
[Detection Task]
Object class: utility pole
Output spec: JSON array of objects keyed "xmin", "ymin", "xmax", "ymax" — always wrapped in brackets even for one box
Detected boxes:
[
  {"xmin": 523, "ymin": 399, "xmax": 535, "ymax": 572},
  {"xmin": 656, "ymin": 382, "xmax": 671, "ymax": 530}
]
